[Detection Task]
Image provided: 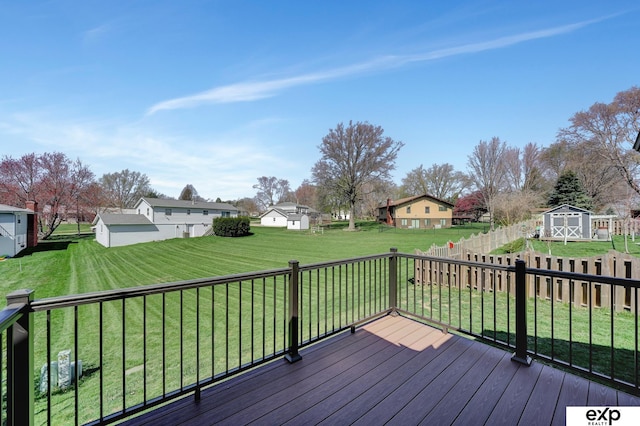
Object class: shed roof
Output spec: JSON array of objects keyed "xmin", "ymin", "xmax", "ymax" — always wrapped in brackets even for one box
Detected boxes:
[{"xmin": 543, "ymin": 204, "xmax": 592, "ymax": 215}]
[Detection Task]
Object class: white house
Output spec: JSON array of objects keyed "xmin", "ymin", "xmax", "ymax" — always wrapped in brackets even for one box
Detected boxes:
[
  {"xmin": 287, "ymin": 214, "xmax": 309, "ymax": 231},
  {"xmin": 0, "ymin": 204, "xmax": 36, "ymax": 257},
  {"xmin": 260, "ymin": 203, "xmax": 315, "ymax": 227},
  {"xmin": 93, "ymin": 198, "xmax": 239, "ymax": 248},
  {"xmin": 260, "ymin": 208, "xmax": 289, "ymax": 227}
]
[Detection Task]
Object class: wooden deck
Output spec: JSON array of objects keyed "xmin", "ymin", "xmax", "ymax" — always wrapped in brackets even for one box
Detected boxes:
[{"xmin": 123, "ymin": 315, "xmax": 640, "ymax": 425}]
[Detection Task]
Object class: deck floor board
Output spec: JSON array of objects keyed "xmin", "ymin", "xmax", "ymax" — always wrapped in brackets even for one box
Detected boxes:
[{"xmin": 121, "ymin": 315, "xmax": 640, "ymax": 426}]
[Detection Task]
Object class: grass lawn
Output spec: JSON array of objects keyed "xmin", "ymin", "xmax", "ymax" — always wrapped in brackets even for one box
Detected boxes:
[
  {"xmin": 2, "ymin": 221, "xmax": 638, "ymax": 423},
  {"xmin": 0, "ymin": 222, "xmax": 486, "ymax": 297}
]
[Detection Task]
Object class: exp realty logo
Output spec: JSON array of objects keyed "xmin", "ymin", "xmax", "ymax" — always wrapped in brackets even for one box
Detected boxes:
[{"xmin": 567, "ymin": 407, "xmax": 639, "ymax": 426}]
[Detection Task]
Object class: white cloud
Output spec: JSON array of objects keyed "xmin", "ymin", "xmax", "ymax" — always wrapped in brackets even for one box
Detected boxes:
[
  {"xmin": 147, "ymin": 18, "xmax": 602, "ymax": 115},
  {"xmin": 0, "ymin": 111, "xmax": 297, "ymax": 199}
]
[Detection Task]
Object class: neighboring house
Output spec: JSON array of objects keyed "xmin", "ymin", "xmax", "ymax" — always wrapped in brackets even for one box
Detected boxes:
[
  {"xmin": 0, "ymin": 202, "xmax": 38, "ymax": 257},
  {"xmin": 287, "ymin": 214, "xmax": 309, "ymax": 231},
  {"xmin": 379, "ymin": 195, "xmax": 454, "ymax": 229},
  {"xmin": 260, "ymin": 208, "xmax": 289, "ymax": 227},
  {"xmin": 542, "ymin": 204, "xmax": 593, "ymax": 241},
  {"xmin": 259, "ymin": 203, "xmax": 316, "ymax": 227},
  {"xmin": 93, "ymin": 198, "xmax": 239, "ymax": 248}
]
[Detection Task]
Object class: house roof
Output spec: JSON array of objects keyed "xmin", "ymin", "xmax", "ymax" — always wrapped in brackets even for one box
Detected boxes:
[
  {"xmin": 135, "ymin": 197, "xmax": 238, "ymax": 211},
  {"xmin": 379, "ymin": 194, "xmax": 455, "ymax": 209},
  {"xmin": 259, "ymin": 208, "xmax": 288, "ymax": 218},
  {"xmin": 0, "ymin": 204, "xmax": 34, "ymax": 214},
  {"xmin": 95, "ymin": 213, "xmax": 154, "ymax": 226}
]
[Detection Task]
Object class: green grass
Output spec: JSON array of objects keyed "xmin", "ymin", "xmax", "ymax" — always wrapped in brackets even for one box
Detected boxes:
[
  {"xmin": 2, "ymin": 221, "xmax": 639, "ymax": 423},
  {"xmin": 492, "ymin": 236, "xmax": 640, "ymax": 257},
  {"xmin": 1, "ymin": 222, "xmax": 487, "ymax": 424}
]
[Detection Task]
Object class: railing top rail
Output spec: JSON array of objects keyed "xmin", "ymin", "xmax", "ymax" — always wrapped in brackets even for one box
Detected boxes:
[
  {"xmin": 297, "ymin": 253, "xmax": 390, "ymax": 272},
  {"xmin": 30, "ymin": 266, "xmax": 291, "ymax": 311},
  {"xmin": 526, "ymin": 267, "xmax": 640, "ymax": 288},
  {"xmin": 398, "ymin": 251, "xmax": 516, "ymax": 272},
  {"xmin": 0, "ymin": 303, "xmax": 26, "ymax": 334}
]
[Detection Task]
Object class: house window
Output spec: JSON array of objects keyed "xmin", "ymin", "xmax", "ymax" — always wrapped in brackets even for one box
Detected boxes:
[
  {"xmin": 165, "ymin": 209, "xmax": 172, "ymax": 216},
  {"xmin": 187, "ymin": 209, "xmax": 191, "ymax": 215},
  {"xmin": 273, "ymin": 217, "xmax": 276, "ymax": 222},
  {"xmin": 406, "ymin": 206, "xmax": 411, "ymax": 214},
  {"xmin": 222, "ymin": 211, "xmax": 230, "ymax": 218},
  {"xmin": 424, "ymin": 206, "xmax": 430, "ymax": 214},
  {"xmin": 424, "ymin": 219, "xmax": 431, "ymax": 226},
  {"xmin": 439, "ymin": 205, "xmax": 447, "ymax": 211},
  {"xmin": 440, "ymin": 219, "xmax": 446, "ymax": 226},
  {"xmin": 146, "ymin": 208, "xmax": 149, "ymax": 215},
  {"xmin": 401, "ymin": 219, "xmax": 407, "ymax": 226},
  {"xmin": 203, "ymin": 210, "xmax": 209, "ymax": 215}
]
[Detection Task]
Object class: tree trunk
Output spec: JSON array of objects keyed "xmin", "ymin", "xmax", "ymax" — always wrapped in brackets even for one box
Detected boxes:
[{"xmin": 348, "ymin": 202, "xmax": 356, "ymax": 231}]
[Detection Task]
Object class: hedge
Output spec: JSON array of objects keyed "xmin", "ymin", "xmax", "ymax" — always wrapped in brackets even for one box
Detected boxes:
[{"xmin": 212, "ymin": 216, "xmax": 251, "ymax": 237}]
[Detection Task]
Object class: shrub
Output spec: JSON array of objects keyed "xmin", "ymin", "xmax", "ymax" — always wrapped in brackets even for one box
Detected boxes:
[{"xmin": 212, "ymin": 216, "xmax": 251, "ymax": 237}]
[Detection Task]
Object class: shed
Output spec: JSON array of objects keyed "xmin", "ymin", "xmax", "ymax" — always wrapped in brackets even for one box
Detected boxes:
[
  {"xmin": 259, "ymin": 208, "xmax": 288, "ymax": 227},
  {"xmin": 542, "ymin": 204, "xmax": 592, "ymax": 241},
  {"xmin": 93, "ymin": 213, "xmax": 159, "ymax": 248},
  {"xmin": 287, "ymin": 214, "xmax": 309, "ymax": 231}
]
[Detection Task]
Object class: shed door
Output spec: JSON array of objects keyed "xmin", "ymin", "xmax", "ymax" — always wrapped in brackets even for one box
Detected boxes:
[{"xmin": 551, "ymin": 212, "xmax": 581, "ymax": 239}]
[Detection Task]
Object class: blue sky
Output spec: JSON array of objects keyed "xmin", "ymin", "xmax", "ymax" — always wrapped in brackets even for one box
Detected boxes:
[{"xmin": 1, "ymin": 1, "xmax": 639, "ymax": 201}]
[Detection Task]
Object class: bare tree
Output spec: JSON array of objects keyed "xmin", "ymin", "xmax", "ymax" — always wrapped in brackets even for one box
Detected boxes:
[
  {"xmin": 467, "ymin": 137, "xmax": 508, "ymax": 229},
  {"xmin": 294, "ymin": 179, "xmax": 317, "ymax": 208},
  {"xmin": 312, "ymin": 121, "xmax": 403, "ymax": 230},
  {"xmin": 99, "ymin": 169, "xmax": 151, "ymax": 209},
  {"xmin": 179, "ymin": 184, "xmax": 205, "ymax": 201},
  {"xmin": 400, "ymin": 163, "xmax": 467, "ymax": 202},
  {"xmin": 521, "ymin": 142, "xmax": 547, "ymax": 192},
  {"xmin": 559, "ymin": 86, "xmax": 640, "ymax": 196},
  {"xmin": 0, "ymin": 153, "xmax": 42, "ymax": 205},
  {"xmin": 69, "ymin": 158, "xmax": 97, "ymax": 234},
  {"xmin": 253, "ymin": 176, "xmax": 292, "ymax": 211},
  {"xmin": 493, "ymin": 190, "xmax": 543, "ymax": 226}
]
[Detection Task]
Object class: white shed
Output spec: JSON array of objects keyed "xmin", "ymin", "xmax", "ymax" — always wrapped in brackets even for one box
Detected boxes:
[
  {"xmin": 287, "ymin": 214, "xmax": 309, "ymax": 230},
  {"xmin": 260, "ymin": 208, "xmax": 288, "ymax": 227}
]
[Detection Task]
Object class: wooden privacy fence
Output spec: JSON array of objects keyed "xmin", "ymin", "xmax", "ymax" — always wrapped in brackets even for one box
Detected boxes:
[
  {"xmin": 413, "ymin": 250, "xmax": 640, "ymax": 312},
  {"xmin": 421, "ymin": 220, "xmax": 538, "ymax": 258}
]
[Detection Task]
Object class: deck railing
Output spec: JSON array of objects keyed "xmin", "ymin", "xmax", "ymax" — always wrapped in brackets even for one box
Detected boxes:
[{"xmin": 0, "ymin": 250, "xmax": 638, "ymax": 425}]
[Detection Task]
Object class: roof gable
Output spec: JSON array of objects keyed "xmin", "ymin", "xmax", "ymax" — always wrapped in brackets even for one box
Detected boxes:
[{"xmin": 543, "ymin": 204, "xmax": 592, "ymax": 215}]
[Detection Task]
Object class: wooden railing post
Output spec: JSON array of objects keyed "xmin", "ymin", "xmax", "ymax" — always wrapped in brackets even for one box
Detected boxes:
[
  {"xmin": 6, "ymin": 289, "xmax": 35, "ymax": 426},
  {"xmin": 285, "ymin": 260, "xmax": 302, "ymax": 363},
  {"xmin": 511, "ymin": 261, "xmax": 532, "ymax": 366},
  {"xmin": 389, "ymin": 248, "xmax": 398, "ymax": 315}
]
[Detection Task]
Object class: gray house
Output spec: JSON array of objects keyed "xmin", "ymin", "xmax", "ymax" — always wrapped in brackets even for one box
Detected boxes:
[
  {"xmin": 542, "ymin": 204, "xmax": 592, "ymax": 241},
  {"xmin": 93, "ymin": 198, "xmax": 239, "ymax": 248}
]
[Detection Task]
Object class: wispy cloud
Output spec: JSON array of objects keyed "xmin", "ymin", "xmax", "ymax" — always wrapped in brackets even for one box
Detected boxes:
[
  {"xmin": 146, "ymin": 18, "xmax": 602, "ymax": 115},
  {"xmin": 83, "ymin": 23, "xmax": 112, "ymax": 44}
]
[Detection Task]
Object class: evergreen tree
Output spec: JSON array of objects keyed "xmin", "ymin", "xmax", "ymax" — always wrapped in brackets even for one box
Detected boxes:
[{"xmin": 548, "ymin": 170, "xmax": 593, "ymax": 210}]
